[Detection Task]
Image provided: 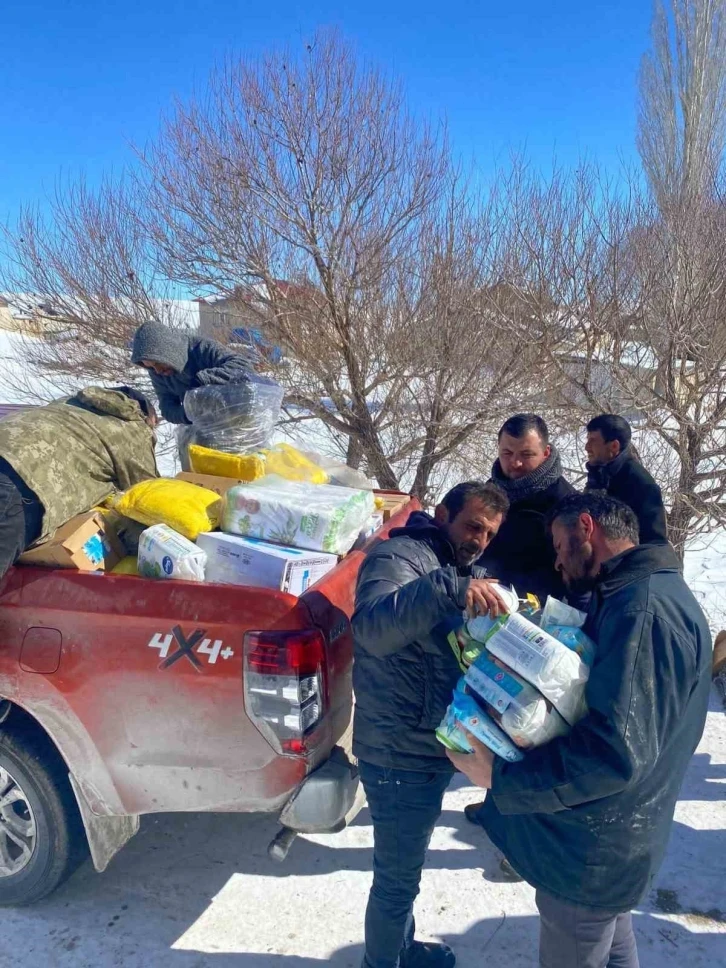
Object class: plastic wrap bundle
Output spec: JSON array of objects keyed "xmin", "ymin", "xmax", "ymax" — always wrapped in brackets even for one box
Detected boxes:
[
  {"xmin": 223, "ymin": 477, "xmax": 375, "ymax": 555},
  {"xmin": 467, "ymin": 611, "xmax": 590, "ymax": 726},
  {"xmin": 137, "ymin": 524, "xmax": 207, "ymax": 582},
  {"xmin": 183, "ymin": 377, "xmax": 285, "ymax": 455},
  {"xmin": 465, "ymin": 650, "xmax": 570, "ymax": 748},
  {"xmin": 447, "ymin": 584, "xmax": 520, "ymax": 670},
  {"xmin": 540, "ymin": 596, "xmax": 597, "ymax": 666},
  {"xmin": 436, "ymin": 679, "xmax": 524, "ymax": 761}
]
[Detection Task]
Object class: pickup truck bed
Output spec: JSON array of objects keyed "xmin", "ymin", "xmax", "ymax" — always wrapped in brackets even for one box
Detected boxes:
[{"xmin": 0, "ymin": 500, "xmax": 416, "ymax": 904}]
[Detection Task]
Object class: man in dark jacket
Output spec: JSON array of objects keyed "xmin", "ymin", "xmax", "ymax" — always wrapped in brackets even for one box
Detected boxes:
[
  {"xmin": 131, "ymin": 320, "xmax": 252, "ymax": 425},
  {"xmin": 479, "ymin": 413, "xmax": 574, "ymax": 602},
  {"xmin": 352, "ymin": 481, "xmax": 510, "ymax": 968},
  {"xmin": 448, "ymin": 492, "xmax": 712, "ymax": 968},
  {"xmin": 585, "ymin": 413, "xmax": 668, "ymax": 544}
]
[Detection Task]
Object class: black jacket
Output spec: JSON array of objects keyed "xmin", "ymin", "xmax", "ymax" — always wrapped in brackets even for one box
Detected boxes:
[
  {"xmin": 150, "ymin": 338, "xmax": 252, "ymax": 424},
  {"xmin": 477, "ymin": 476, "xmax": 574, "ymax": 602},
  {"xmin": 352, "ymin": 511, "xmax": 487, "ymax": 772},
  {"xmin": 478, "ymin": 542, "xmax": 712, "ymax": 911},
  {"xmin": 586, "ymin": 449, "xmax": 668, "ymax": 544}
]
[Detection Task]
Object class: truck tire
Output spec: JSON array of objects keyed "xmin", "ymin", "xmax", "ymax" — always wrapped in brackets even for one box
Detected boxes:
[{"xmin": 0, "ymin": 727, "xmax": 86, "ymax": 906}]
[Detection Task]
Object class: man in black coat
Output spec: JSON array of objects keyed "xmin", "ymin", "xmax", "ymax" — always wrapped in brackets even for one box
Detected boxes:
[
  {"xmin": 478, "ymin": 413, "xmax": 574, "ymax": 602},
  {"xmin": 352, "ymin": 481, "xmax": 509, "ymax": 968},
  {"xmin": 585, "ymin": 413, "xmax": 668, "ymax": 544},
  {"xmin": 448, "ymin": 493, "xmax": 712, "ymax": 968}
]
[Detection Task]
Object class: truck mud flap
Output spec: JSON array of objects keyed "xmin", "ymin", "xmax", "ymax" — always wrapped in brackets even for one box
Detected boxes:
[{"xmin": 69, "ymin": 774, "xmax": 140, "ymax": 872}]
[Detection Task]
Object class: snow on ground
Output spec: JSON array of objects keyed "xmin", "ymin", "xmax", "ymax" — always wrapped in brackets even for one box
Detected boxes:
[
  {"xmin": 0, "ymin": 688, "xmax": 723, "ymax": 967},
  {"xmin": 0, "ymin": 327, "xmax": 724, "ymax": 965}
]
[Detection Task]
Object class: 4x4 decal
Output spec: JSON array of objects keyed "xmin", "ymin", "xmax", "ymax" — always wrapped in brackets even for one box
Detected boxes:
[{"xmin": 147, "ymin": 626, "xmax": 235, "ymax": 671}]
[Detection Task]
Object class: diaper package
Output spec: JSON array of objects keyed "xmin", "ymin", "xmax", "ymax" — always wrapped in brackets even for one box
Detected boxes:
[
  {"xmin": 436, "ymin": 679, "xmax": 524, "ymax": 762},
  {"xmin": 540, "ymin": 596, "xmax": 597, "ymax": 666},
  {"xmin": 467, "ymin": 611, "xmax": 590, "ymax": 726},
  {"xmin": 465, "ymin": 650, "xmax": 570, "ymax": 748},
  {"xmin": 223, "ymin": 478, "xmax": 375, "ymax": 555},
  {"xmin": 137, "ymin": 524, "xmax": 207, "ymax": 582}
]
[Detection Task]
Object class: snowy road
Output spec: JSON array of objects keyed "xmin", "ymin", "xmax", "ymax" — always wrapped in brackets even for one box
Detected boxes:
[{"xmin": 0, "ymin": 692, "xmax": 723, "ymax": 968}]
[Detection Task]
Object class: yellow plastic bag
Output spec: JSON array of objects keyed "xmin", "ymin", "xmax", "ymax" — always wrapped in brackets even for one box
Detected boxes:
[
  {"xmin": 188, "ymin": 444, "xmax": 266, "ymax": 481},
  {"xmin": 112, "ymin": 556, "xmax": 139, "ymax": 576},
  {"xmin": 114, "ymin": 479, "xmax": 222, "ymax": 541},
  {"xmin": 261, "ymin": 443, "xmax": 330, "ymax": 485}
]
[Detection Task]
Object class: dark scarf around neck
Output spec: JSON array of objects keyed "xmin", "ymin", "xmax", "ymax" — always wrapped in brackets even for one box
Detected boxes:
[{"xmin": 491, "ymin": 445, "xmax": 563, "ymax": 501}]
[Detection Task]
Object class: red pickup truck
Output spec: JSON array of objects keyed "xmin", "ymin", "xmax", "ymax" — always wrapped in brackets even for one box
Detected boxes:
[{"xmin": 0, "ymin": 501, "xmax": 415, "ymax": 905}]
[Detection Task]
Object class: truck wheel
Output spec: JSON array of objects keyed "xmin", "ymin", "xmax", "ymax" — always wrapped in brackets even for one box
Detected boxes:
[{"xmin": 0, "ymin": 728, "xmax": 86, "ymax": 906}]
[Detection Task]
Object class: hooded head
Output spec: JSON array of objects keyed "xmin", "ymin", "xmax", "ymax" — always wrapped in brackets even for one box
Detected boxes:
[{"xmin": 131, "ymin": 321, "xmax": 190, "ymax": 376}]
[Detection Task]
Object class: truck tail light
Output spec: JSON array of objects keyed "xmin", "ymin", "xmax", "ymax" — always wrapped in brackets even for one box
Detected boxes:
[{"xmin": 243, "ymin": 629, "xmax": 327, "ymax": 755}]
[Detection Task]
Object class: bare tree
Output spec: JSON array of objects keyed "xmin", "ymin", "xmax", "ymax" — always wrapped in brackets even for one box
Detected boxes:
[{"xmin": 137, "ymin": 32, "xmax": 547, "ymax": 498}]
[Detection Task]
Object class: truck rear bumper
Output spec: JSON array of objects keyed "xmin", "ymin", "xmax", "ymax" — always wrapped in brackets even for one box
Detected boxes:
[{"xmin": 279, "ymin": 746, "xmax": 360, "ymax": 834}]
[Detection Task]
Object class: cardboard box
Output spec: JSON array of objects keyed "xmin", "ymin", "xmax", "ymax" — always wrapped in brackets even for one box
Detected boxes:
[
  {"xmin": 175, "ymin": 471, "xmax": 249, "ymax": 497},
  {"xmin": 18, "ymin": 511, "xmax": 125, "ymax": 572},
  {"xmin": 196, "ymin": 532, "xmax": 338, "ymax": 596},
  {"xmin": 374, "ymin": 490, "xmax": 412, "ymax": 522}
]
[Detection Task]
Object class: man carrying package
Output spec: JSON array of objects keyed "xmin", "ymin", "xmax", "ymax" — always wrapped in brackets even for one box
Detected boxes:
[
  {"xmin": 447, "ymin": 492, "xmax": 711, "ymax": 968},
  {"xmin": 0, "ymin": 387, "xmax": 158, "ymax": 578},
  {"xmin": 352, "ymin": 481, "xmax": 510, "ymax": 968},
  {"xmin": 131, "ymin": 320, "xmax": 253, "ymax": 425}
]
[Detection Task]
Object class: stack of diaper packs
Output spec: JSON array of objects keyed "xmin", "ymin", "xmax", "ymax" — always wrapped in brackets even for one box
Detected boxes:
[{"xmin": 437, "ymin": 590, "xmax": 596, "ymax": 759}]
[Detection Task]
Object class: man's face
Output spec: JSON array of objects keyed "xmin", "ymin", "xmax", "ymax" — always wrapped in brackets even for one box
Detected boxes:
[
  {"xmin": 140, "ymin": 359, "xmax": 176, "ymax": 377},
  {"xmin": 585, "ymin": 430, "xmax": 620, "ymax": 465},
  {"xmin": 498, "ymin": 430, "xmax": 551, "ymax": 480},
  {"xmin": 551, "ymin": 517, "xmax": 599, "ymax": 592},
  {"xmin": 438, "ymin": 497, "xmax": 503, "ymax": 567}
]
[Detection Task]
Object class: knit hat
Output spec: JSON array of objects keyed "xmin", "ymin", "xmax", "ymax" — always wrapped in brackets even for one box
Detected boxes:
[{"xmin": 131, "ymin": 321, "xmax": 190, "ymax": 373}]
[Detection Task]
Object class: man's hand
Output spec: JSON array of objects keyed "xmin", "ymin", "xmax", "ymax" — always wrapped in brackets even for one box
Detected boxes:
[
  {"xmin": 465, "ymin": 579, "xmax": 509, "ymax": 618},
  {"xmin": 446, "ymin": 729, "xmax": 495, "ymax": 788}
]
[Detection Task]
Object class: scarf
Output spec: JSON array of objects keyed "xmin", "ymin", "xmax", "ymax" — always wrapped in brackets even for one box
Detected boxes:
[
  {"xmin": 491, "ymin": 444, "xmax": 564, "ymax": 502},
  {"xmin": 586, "ymin": 445, "xmax": 633, "ymax": 490}
]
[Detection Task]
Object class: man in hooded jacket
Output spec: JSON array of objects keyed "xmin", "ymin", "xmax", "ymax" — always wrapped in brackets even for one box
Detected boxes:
[
  {"xmin": 0, "ymin": 386, "xmax": 158, "ymax": 578},
  {"xmin": 131, "ymin": 320, "xmax": 253, "ymax": 425}
]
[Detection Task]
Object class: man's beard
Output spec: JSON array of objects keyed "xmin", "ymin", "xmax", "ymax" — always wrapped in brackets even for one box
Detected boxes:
[{"xmin": 456, "ymin": 544, "xmax": 481, "ymax": 567}]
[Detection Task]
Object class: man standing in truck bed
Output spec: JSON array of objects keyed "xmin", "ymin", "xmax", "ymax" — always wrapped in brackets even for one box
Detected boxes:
[{"xmin": 352, "ymin": 481, "xmax": 510, "ymax": 968}]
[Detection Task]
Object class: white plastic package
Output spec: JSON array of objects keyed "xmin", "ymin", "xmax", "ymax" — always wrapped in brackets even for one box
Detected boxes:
[
  {"xmin": 467, "ymin": 611, "xmax": 589, "ymax": 726},
  {"xmin": 465, "ymin": 649, "xmax": 570, "ymax": 748},
  {"xmin": 436, "ymin": 679, "xmax": 524, "ymax": 761},
  {"xmin": 223, "ymin": 477, "xmax": 375, "ymax": 555},
  {"xmin": 137, "ymin": 524, "xmax": 207, "ymax": 582},
  {"xmin": 540, "ymin": 596, "xmax": 597, "ymax": 666}
]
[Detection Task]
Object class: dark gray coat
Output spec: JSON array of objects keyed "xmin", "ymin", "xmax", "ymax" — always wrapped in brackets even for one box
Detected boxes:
[
  {"xmin": 479, "ymin": 542, "xmax": 712, "ymax": 912},
  {"xmin": 352, "ymin": 511, "xmax": 487, "ymax": 772},
  {"xmin": 586, "ymin": 448, "xmax": 668, "ymax": 545},
  {"xmin": 131, "ymin": 321, "xmax": 252, "ymax": 424}
]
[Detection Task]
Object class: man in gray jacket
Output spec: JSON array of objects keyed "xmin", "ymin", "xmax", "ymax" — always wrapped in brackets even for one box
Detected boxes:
[
  {"xmin": 352, "ymin": 481, "xmax": 510, "ymax": 968},
  {"xmin": 131, "ymin": 320, "xmax": 252, "ymax": 425}
]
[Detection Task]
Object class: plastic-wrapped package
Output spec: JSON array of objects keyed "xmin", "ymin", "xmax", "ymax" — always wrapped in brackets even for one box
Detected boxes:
[
  {"xmin": 467, "ymin": 611, "xmax": 589, "ymax": 726},
  {"xmin": 137, "ymin": 524, "xmax": 207, "ymax": 582},
  {"xmin": 183, "ymin": 377, "xmax": 284, "ymax": 455},
  {"xmin": 540, "ymin": 596, "xmax": 597, "ymax": 666},
  {"xmin": 436, "ymin": 679, "xmax": 524, "ymax": 761},
  {"xmin": 447, "ymin": 584, "xmax": 520, "ymax": 669},
  {"xmin": 465, "ymin": 650, "xmax": 570, "ymax": 748},
  {"xmin": 223, "ymin": 477, "xmax": 375, "ymax": 555},
  {"xmin": 114, "ymin": 478, "xmax": 222, "ymax": 541}
]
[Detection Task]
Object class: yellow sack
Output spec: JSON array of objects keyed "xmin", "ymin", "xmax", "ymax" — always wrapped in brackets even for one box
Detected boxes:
[
  {"xmin": 189, "ymin": 444, "xmax": 266, "ymax": 481},
  {"xmin": 112, "ymin": 556, "xmax": 139, "ymax": 576},
  {"xmin": 114, "ymin": 479, "xmax": 222, "ymax": 541},
  {"xmin": 261, "ymin": 443, "xmax": 330, "ymax": 485}
]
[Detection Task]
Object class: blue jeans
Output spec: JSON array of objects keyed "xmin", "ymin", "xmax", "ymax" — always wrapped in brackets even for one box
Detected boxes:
[{"xmin": 359, "ymin": 760, "xmax": 451, "ymax": 968}]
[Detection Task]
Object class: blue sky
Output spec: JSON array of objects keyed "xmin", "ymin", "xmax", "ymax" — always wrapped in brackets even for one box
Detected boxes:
[{"xmin": 0, "ymin": 0, "xmax": 651, "ymax": 222}]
